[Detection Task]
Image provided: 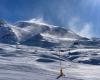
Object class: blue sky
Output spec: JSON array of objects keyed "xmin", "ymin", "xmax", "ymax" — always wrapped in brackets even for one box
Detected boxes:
[{"xmin": 0, "ymin": 0, "xmax": 100, "ymax": 38}]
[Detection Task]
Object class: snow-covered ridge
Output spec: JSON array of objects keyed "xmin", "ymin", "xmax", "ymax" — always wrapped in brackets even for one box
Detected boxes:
[
  {"xmin": 0, "ymin": 18, "xmax": 87, "ymax": 42},
  {"xmin": 1, "ymin": 19, "xmax": 99, "ymax": 48},
  {"xmin": 15, "ymin": 18, "xmax": 82, "ymax": 41}
]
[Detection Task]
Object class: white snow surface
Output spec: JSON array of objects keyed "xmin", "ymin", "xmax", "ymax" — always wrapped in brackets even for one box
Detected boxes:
[
  {"xmin": 0, "ymin": 43, "xmax": 100, "ymax": 80},
  {"xmin": 0, "ymin": 19, "xmax": 100, "ymax": 80}
]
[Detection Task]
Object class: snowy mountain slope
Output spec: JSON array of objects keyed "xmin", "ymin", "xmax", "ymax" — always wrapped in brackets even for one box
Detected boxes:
[
  {"xmin": 15, "ymin": 20, "xmax": 82, "ymax": 40},
  {"xmin": 14, "ymin": 20, "xmax": 85, "ymax": 48},
  {"xmin": 0, "ymin": 19, "xmax": 100, "ymax": 49},
  {"xmin": 15, "ymin": 20, "xmax": 100, "ymax": 48},
  {"xmin": 0, "ymin": 43, "xmax": 100, "ymax": 80},
  {"xmin": 0, "ymin": 19, "xmax": 100, "ymax": 80},
  {"xmin": 0, "ymin": 24, "xmax": 18, "ymax": 44}
]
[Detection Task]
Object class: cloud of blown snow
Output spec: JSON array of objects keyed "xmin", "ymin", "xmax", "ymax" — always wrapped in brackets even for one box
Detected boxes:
[
  {"xmin": 29, "ymin": 17, "xmax": 48, "ymax": 25},
  {"xmin": 68, "ymin": 17, "xmax": 80, "ymax": 32},
  {"xmin": 68, "ymin": 17, "xmax": 93, "ymax": 38},
  {"xmin": 79, "ymin": 23, "xmax": 92, "ymax": 38}
]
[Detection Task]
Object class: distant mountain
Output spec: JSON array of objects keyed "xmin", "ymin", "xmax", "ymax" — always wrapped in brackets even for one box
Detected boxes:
[
  {"xmin": 0, "ymin": 19, "xmax": 99, "ymax": 48},
  {"xmin": 15, "ymin": 20, "xmax": 82, "ymax": 39},
  {"xmin": 15, "ymin": 20, "xmax": 83, "ymax": 48}
]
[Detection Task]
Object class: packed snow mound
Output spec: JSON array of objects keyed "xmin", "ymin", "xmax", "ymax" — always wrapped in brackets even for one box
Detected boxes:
[{"xmin": 0, "ymin": 24, "xmax": 18, "ymax": 44}]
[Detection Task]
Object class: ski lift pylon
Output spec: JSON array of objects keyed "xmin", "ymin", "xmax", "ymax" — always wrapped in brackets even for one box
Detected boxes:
[{"xmin": 57, "ymin": 49, "xmax": 65, "ymax": 79}]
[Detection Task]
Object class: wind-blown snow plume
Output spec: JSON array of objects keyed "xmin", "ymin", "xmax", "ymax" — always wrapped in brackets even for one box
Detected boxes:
[
  {"xmin": 79, "ymin": 23, "xmax": 92, "ymax": 38},
  {"xmin": 29, "ymin": 18, "xmax": 48, "ymax": 25},
  {"xmin": 68, "ymin": 17, "xmax": 92, "ymax": 38}
]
